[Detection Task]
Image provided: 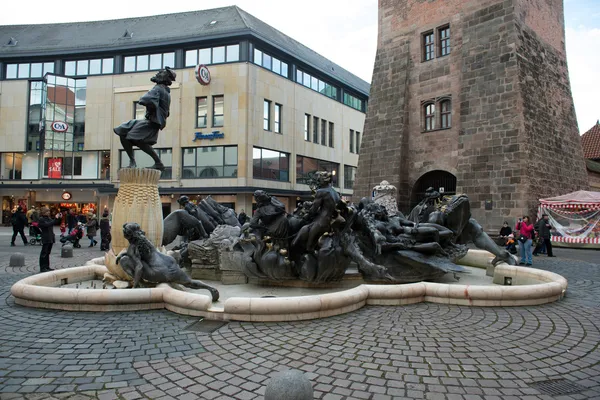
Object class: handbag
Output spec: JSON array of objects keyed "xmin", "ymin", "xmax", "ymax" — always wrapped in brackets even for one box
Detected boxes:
[{"xmin": 518, "ymin": 235, "xmax": 527, "ymax": 243}]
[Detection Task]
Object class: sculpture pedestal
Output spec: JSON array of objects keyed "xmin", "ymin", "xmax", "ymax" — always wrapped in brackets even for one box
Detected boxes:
[{"xmin": 111, "ymin": 168, "xmax": 163, "ymax": 255}]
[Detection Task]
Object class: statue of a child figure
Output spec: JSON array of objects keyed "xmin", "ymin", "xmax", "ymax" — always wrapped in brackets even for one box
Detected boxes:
[{"xmin": 114, "ymin": 67, "xmax": 176, "ymax": 171}]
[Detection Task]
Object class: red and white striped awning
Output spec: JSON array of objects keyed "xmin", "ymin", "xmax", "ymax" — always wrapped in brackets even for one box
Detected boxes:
[{"xmin": 552, "ymin": 235, "xmax": 600, "ymax": 244}]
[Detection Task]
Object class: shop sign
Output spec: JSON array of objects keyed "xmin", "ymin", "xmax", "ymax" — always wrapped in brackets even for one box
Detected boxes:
[
  {"xmin": 51, "ymin": 121, "xmax": 69, "ymax": 132},
  {"xmin": 195, "ymin": 64, "xmax": 211, "ymax": 85},
  {"xmin": 61, "ymin": 192, "xmax": 72, "ymax": 200},
  {"xmin": 48, "ymin": 158, "xmax": 62, "ymax": 178},
  {"xmin": 193, "ymin": 131, "xmax": 225, "ymax": 141}
]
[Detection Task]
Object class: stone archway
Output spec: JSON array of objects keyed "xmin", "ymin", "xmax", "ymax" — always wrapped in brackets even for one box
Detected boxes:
[{"xmin": 409, "ymin": 170, "xmax": 457, "ymax": 210}]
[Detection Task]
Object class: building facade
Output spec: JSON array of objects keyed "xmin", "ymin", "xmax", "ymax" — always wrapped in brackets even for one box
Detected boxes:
[
  {"xmin": 581, "ymin": 121, "xmax": 600, "ymax": 192},
  {"xmin": 353, "ymin": 0, "xmax": 589, "ymax": 230},
  {"xmin": 0, "ymin": 6, "xmax": 368, "ymax": 223}
]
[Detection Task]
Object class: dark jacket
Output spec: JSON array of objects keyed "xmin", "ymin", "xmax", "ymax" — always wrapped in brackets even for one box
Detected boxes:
[
  {"xmin": 238, "ymin": 212, "xmax": 248, "ymax": 225},
  {"xmin": 536, "ymin": 219, "xmax": 553, "ymax": 239},
  {"xmin": 86, "ymin": 216, "xmax": 98, "ymax": 236},
  {"xmin": 38, "ymin": 216, "xmax": 58, "ymax": 244},
  {"xmin": 67, "ymin": 213, "xmax": 77, "ymax": 229},
  {"xmin": 11, "ymin": 211, "xmax": 28, "ymax": 230},
  {"xmin": 499, "ymin": 226, "xmax": 512, "ymax": 237},
  {"xmin": 100, "ymin": 214, "xmax": 110, "ymax": 233}
]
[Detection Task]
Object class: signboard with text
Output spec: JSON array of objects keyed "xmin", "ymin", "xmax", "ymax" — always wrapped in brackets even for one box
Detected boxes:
[
  {"xmin": 48, "ymin": 158, "xmax": 62, "ymax": 178},
  {"xmin": 193, "ymin": 131, "xmax": 225, "ymax": 141}
]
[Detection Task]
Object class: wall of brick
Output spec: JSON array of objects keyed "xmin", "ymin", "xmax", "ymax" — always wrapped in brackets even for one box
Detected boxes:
[{"xmin": 355, "ymin": 0, "xmax": 588, "ymax": 231}]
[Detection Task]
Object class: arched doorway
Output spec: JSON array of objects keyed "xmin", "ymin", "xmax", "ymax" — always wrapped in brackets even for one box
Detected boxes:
[{"xmin": 409, "ymin": 170, "xmax": 457, "ymax": 210}]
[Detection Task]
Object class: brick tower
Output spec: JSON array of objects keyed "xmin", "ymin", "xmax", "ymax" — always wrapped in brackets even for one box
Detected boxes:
[{"xmin": 353, "ymin": 0, "xmax": 589, "ymax": 230}]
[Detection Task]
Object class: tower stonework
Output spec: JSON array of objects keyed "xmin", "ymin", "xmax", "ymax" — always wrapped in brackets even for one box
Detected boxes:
[{"xmin": 354, "ymin": 0, "xmax": 589, "ymax": 230}]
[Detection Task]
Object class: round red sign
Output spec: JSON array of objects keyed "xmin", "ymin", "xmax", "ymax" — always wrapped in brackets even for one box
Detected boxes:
[
  {"xmin": 51, "ymin": 121, "xmax": 69, "ymax": 132},
  {"xmin": 195, "ymin": 64, "xmax": 211, "ymax": 85}
]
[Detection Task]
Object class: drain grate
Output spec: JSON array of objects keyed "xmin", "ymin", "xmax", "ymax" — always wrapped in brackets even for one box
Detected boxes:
[
  {"xmin": 529, "ymin": 379, "xmax": 586, "ymax": 396},
  {"xmin": 184, "ymin": 318, "xmax": 227, "ymax": 334}
]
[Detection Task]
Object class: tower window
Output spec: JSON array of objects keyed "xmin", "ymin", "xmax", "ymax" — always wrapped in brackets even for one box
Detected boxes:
[
  {"xmin": 423, "ymin": 32, "xmax": 435, "ymax": 61},
  {"xmin": 439, "ymin": 26, "xmax": 450, "ymax": 56},
  {"xmin": 424, "ymin": 103, "xmax": 435, "ymax": 131},
  {"xmin": 440, "ymin": 100, "xmax": 451, "ymax": 128}
]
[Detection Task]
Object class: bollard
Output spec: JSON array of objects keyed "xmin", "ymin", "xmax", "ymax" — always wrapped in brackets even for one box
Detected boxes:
[
  {"xmin": 61, "ymin": 245, "xmax": 74, "ymax": 258},
  {"xmin": 265, "ymin": 370, "xmax": 313, "ymax": 400},
  {"xmin": 9, "ymin": 253, "xmax": 25, "ymax": 267}
]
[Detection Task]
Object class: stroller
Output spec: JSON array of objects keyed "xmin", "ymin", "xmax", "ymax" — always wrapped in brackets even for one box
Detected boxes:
[
  {"xmin": 60, "ymin": 222, "xmax": 84, "ymax": 248},
  {"xmin": 28, "ymin": 222, "xmax": 42, "ymax": 245}
]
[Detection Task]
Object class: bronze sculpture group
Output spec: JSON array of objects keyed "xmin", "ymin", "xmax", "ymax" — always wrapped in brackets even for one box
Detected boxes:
[{"xmin": 114, "ymin": 68, "xmax": 515, "ymax": 297}]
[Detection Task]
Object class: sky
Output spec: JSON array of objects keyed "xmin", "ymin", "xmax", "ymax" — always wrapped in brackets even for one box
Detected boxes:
[{"xmin": 2, "ymin": 0, "xmax": 598, "ymax": 133}]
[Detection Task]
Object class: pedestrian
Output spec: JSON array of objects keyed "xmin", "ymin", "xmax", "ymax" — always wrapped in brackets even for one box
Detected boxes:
[
  {"xmin": 499, "ymin": 221, "xmax": 512, "ymax": 238},
  {"xmin": 533, "ymin": 213, "xmax": 555, "ymax": 257},
  {"xmin": 38, "ymin": 207, "xmax": 62, "ymax": 272},
  {"xmin": 86, "ymin": 212, "xmax": 98, "ymax": 247},
  {"xmin": 10, "ymin": 206, "xmax": 28, "ymax": 246},
  {"xmin": 238, "ymin": 209, "xmax": 248, "ymax": 225},
  {"xmin": 515, "ymin": 216, "xmax": 535, "ymax": 266},
  {"xmin": 67, "ymin": 209, "xmax": 77, "ymax": 234},
  {"xmin": 26, "ymin": 206, "xmax": 36, "ymax": 224},
  {"xmin": 99, "ymin": 208, "xmax": 111, "ymax": 251}
]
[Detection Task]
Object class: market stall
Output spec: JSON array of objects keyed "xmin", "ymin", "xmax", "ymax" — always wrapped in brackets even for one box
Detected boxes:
[{"xmin": 538, "ymin": 191, "xmax": 600, "ymax": 248}]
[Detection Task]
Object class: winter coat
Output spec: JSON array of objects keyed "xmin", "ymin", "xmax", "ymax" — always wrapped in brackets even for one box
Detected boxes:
[
  {"xmin": 38, "ymin": 216, "xmax": 58, "ymax": 244},
  {"xmin": 11, "ymin": 211, "xmax": 28, "ymax": 230},
  {"xmin": 536, "ymin": 219, "xmax": 553, "ymax": 239},
  {"xmin": 499, "ymin": 226, "xmax": 512, "ymax": 237},
  {"xmin": 67, "ymin": 213, "xmax": 77, "ymax": 229},
  {"xmin": 86, "ymin": 216, "xmax": 98, "ymax": 237},
  {"xmin": 515, "ymin": 221, "xmax": 535, "ymax": 240},
  {"xmin": 238, "ymin": 212, "xmax": 248, "ymax": 225},
  {"xmin": 100, "ymin": 215, "xmax": 110, "ymax": 234}
]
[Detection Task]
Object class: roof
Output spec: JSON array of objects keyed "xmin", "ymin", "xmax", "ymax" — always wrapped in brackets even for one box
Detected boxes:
[
  {"xmin": 0, "ymin": 6, "xmax": 370, "ymax": 96},
  {"xmin": 540, "ymin": 190, "xmax": 600, "ymax": 205},
  {"xmin": 581, "ymin": 120, "xmax": 600, "ymax": 159}
]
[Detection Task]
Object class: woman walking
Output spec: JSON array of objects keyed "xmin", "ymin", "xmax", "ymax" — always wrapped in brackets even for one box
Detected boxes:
[
  {"xmin": 86, "ymin": 212, "xmax": 98, "ymax": 247},
  {"xmin": 515, "ymin": 216, "xmax": 535, "ymax": 266},
  {"xmin": 99, "ymin": 208, "xmax": 111, "ymax": 251}
]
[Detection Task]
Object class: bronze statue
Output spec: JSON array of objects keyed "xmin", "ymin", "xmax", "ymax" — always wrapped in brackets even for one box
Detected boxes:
[
  {"xmin": 117, "ymin": 222, "xmax": 219, "ymax": 301},
  {"xmin": 114, "ymin": 67, "xmax": 176, "ymax": 171}
]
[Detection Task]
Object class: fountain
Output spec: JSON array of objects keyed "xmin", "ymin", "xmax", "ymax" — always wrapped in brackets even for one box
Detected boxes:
[{"xmin": 10, "ymin": 68, "xmax": 567, "ymax": 321}]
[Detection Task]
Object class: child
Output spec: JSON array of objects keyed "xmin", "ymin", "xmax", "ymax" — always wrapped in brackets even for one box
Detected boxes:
[{"xmin": 505, "ymin": 234, "xmax": 517, "ymax": 254}]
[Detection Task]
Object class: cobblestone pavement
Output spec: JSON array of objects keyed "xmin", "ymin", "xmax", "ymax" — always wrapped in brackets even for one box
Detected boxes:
[{"xmin": 0, "ymin": 228, "xmax": 599, "ymax": 399}]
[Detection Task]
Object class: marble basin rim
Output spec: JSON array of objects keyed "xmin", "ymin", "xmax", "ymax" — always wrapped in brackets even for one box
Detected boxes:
[{"xmin": 10, "ymin": 250, "xmax": 568, "ymax": 322}]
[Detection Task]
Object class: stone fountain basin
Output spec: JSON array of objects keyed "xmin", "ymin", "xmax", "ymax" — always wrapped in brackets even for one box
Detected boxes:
[{"xmin": 10, "ymin": 250, "xmax": 568, "ymax": 322}]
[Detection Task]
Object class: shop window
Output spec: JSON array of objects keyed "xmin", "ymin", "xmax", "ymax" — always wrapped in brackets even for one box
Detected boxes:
[
  {"xmin": 252, "ymin": 147, "xmax": 289, "ymax": 182},
  {"xmin": 296, "ymin": 155, "xmax": 339, "ymax": 187},
  {"xmin": 181, "ymin": 146, "xmax": 237, "ymax": 179},
  {"xmin": 100, "ymin": 151, "xmax": 110, "ymax": 180},
  {"xmin": 0, "ymin": 153, "xmax": 23, "ymax": 180},
  {"xmin": 119, "ymin": 148, "xmax": 172, "ymax": 179}
]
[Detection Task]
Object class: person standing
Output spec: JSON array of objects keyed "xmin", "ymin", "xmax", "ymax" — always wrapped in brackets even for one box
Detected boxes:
[
  {"xmin": 26, "ymin": 206, "xmax": 35, "ymax": 225},
  {"xmin": 533, "ymin": 214, "xmax": 555, "ymax": 257},
  {"xmin": 515, "ymin": 216, "xmax": 535, "ymax": 266},
  {"xmin": 99, "ymin": 208, "xmax": 111, "ymax": 251},
  {"xmin": 66, "ymin": 209, "xmax": 77, "ymax": 234},
  {"xmin": 38, "ymin": 207, "xmax": 62, "ymax": 272},
  {"xmin": 238, "ymin": 209, "xmax": 248, "ymax": 225},
  {"xmin": 86, "ymin": 212, "xmax": 98, "ymax": 247},
  {"xmin": 11, "ymin": 206, "xmax": 28, "ymax": 246}
]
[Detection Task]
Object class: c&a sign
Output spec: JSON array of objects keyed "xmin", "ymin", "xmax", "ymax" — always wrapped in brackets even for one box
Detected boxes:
[{"xmin": 51, "ymin": 121, "xmax": 69, "ymax": 132}]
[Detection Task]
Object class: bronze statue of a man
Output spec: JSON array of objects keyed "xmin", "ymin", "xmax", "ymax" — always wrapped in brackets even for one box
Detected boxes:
[{"xmin": 114, "ymin": 67, "xmax": 176, "ymax": 171}]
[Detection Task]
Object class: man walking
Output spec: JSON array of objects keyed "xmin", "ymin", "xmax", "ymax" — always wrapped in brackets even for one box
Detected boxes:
[
  {"xmin": 11, "ymin": 206, "xmax": 28, "ymax": 246},
  {"xmin": 38, "ymin": 207, "xmax": 62, "ymax": 273},
  {"xmin": 533, "ymin": 214, "xmax": 555, "ymax": 257}
]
